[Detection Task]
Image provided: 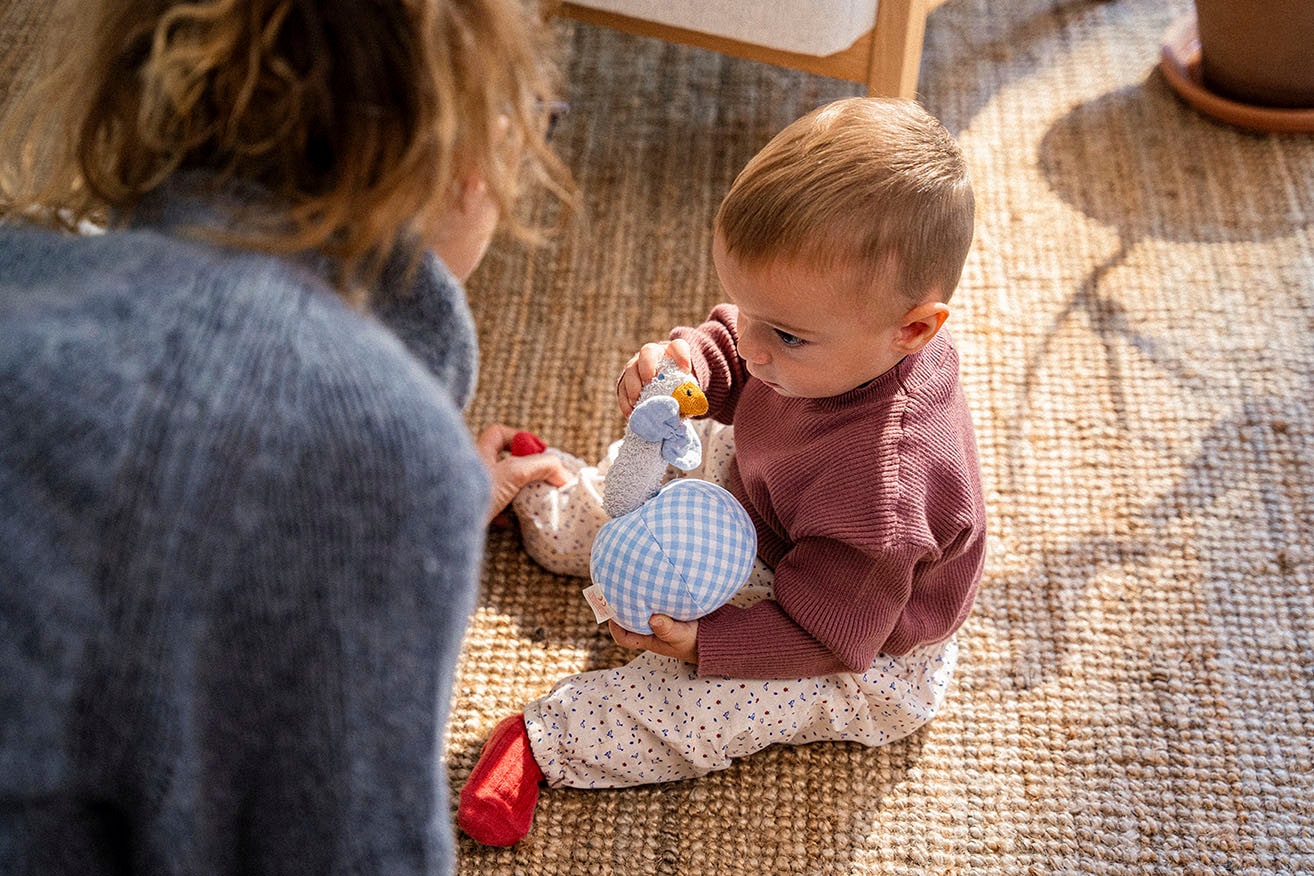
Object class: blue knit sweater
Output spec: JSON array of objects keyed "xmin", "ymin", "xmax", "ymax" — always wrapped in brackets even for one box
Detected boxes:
[{"xmin": 0, "ymin": 182, "xmax": 489, "ymax": 875}]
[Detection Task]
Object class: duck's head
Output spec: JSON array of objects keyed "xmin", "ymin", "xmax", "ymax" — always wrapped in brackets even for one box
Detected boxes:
[{"xmin": 671, "ymin": 380, "xmax": 708, "ymax": 417}]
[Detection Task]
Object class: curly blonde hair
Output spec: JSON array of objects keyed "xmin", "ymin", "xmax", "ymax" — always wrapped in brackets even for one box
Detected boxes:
[
  {"xmin": 716, "ymin": 98, "xmax": 974, "ymax": 304},
  {"xmin": 0, "ymin": 0, "xmax": 573, "ymax": 298}
]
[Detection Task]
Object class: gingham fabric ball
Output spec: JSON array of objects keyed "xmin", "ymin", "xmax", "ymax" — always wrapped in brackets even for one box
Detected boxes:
[{"xmin": 589, "ymin": 478, "xmax": 757, "ymax": 634}]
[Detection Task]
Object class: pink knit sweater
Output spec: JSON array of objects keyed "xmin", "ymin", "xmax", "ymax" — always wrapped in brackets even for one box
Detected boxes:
[{"xmin": 673, "ymin": 305, "xmax": 986, "ymax": 679}]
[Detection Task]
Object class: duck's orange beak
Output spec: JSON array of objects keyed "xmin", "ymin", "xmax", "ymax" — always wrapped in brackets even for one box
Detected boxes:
[{"xmin": 672, "ymin": 381, "xmax": 708, "ymax": 417}]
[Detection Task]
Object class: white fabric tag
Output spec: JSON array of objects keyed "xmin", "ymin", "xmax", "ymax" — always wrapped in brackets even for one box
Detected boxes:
[{"xmin": 581, "ymin": 583, "xmax": 616, "ymax": 625}]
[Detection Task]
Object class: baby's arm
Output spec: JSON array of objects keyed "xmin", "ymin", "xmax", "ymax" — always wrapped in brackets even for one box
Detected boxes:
[{"xmin": 696, "ymin": 537, "xmax": 915, "ymax": 678}]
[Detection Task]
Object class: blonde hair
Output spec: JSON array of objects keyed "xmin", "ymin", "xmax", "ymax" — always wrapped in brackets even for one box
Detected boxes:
[
  {"xmin": 0, "ymin": 0, "xmax": 573, "ymax": 298},
  {"xmin": 716, "ymin": 98, "xmax": 974, "ymax": 304}
]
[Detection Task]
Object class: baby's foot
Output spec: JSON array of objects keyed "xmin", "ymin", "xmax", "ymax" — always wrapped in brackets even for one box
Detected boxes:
[
  {"xmin": 509, "ymin": 431, "xmax": 548, "ymax": 457},
  {"xmin": 511, "ymin": 448, "xmax": 609, "ymax": 577},
  {"xmin": 457, "ymin": 714, "xmax": 545, "ymax": 846}
]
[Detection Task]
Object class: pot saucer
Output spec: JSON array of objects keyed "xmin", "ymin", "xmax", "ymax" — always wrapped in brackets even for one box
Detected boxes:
[{"xmin": 1159, "ymin": 14, "xmax": 1314, "ymax": 134}]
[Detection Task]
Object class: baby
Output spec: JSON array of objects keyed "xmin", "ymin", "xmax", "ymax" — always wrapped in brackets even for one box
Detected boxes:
[{"xmin": 459, "ymin": 97, "xmax": 985, "ymax": 846}]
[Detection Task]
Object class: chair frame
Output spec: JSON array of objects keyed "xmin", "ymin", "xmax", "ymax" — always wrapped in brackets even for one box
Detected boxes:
[{"xmin": 549, "ymin": 0, "xmax": 951, "ymax": 98}]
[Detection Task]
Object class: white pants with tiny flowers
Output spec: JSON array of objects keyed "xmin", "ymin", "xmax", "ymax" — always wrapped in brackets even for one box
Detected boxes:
[
  {"xmin": 524, "ymin": 638, "xmax": 957, "ymax": 788},
  {"xmin": 517, "ymin": 420, "xmax": 958, "ymax": 788}
]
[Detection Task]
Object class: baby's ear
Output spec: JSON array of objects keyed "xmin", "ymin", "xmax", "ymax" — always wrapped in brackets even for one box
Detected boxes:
[{"xmin": 895, "ymin": 302, "xmax": 949, "ymax": 353}]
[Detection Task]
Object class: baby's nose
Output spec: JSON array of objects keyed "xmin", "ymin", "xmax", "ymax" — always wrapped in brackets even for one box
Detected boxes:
[{"xmin": 736, "ymin": 335, "xmax": 769, "ymax": 366}]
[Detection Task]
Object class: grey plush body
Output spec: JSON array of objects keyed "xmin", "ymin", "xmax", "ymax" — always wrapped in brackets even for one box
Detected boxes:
[{"xmin": 602, "ymin": 356, "xmax": 706, "ymax": 518}]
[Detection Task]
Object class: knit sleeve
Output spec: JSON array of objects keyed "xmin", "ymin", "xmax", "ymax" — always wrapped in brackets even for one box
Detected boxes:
[
  {"xmin": 696, "ymin": 536, "xmax": 919, "ymax": 678},
  {"xmin": 670, "ymin": 303, "xmax": 750, "ymax": 424}
]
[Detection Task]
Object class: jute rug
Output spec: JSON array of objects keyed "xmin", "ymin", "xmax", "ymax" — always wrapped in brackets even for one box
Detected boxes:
[
  {"xmin": 5, "ymin": 0, "xmax": 1312, "ymax": 873},
  {"xmin": 459, "ymin": 1, "xmax": 1314, "ymax": 873}
]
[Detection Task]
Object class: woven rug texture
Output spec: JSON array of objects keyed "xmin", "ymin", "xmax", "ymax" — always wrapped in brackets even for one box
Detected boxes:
[{"xmin": 4, "ymin": 0, "xmax": 1313, "ymax": 873}]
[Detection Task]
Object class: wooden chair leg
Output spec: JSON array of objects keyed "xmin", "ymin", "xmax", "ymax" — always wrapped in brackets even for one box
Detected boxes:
[{"xmin": 866, "ymin": 0, "xmax": 930, "ymax": 98}]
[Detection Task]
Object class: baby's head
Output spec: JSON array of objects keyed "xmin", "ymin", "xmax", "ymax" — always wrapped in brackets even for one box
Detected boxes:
[{"xmin": 713, "ymin": 98, "xmax": 974, "ymax": 398}]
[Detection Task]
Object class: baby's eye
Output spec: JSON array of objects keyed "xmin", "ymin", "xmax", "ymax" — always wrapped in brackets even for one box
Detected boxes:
[{"xmin": 773, "ymin": 329, "xmax": 806, "ymax": 347}]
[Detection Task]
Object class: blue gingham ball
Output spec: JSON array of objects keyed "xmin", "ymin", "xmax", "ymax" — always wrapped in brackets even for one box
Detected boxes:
[{"xmin": 589, "ymin": 478, "xmax": 757, "ymax": 634}]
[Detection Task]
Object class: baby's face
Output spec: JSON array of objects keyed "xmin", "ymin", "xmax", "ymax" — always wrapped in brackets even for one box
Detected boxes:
[{"xmin": 712, "ymin": 233, "xmax": 908, "ymax": 399}]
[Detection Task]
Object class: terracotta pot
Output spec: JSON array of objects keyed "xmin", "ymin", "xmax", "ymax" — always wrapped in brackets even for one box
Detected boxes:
[{"xmin": 1194, "ymin": 0, "xmax": 1314, "ymax": 108}]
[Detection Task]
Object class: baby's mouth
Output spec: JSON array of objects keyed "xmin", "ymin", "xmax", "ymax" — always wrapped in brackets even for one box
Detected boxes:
[{"xmin": 750, "ymin": 370, "xmax": 783, "ymax": 392}]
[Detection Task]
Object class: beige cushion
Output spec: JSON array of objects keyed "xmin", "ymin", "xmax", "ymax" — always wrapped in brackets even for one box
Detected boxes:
[{"xmin": 565, "ymin": 0, "xmax": 881, "ymax": 56}]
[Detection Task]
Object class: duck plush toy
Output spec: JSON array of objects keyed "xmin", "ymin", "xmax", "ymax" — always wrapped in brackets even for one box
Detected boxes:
[
  {"xmin": 602, "ymin": 356, "xmax": 708, "ymax": 517},
  {"xmin": 583, "ymin": 357, "xmax": 757, "ymax": 635}
]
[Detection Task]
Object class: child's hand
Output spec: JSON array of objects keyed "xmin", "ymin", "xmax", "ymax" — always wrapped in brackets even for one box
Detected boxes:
[
  {"xmin": 609, "ymin": 615, "xmax": 698, "ymax": 665},
  {"xmin": 475, "ymin": 423, "xmax": 570, "ymax": 525},
  {"xmin": 616, "ymin": 339, "xmax": 693, "ymax": 417}
]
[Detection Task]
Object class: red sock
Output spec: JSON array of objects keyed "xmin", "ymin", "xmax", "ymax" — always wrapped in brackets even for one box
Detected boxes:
[{"xmin": 457, "ymin": 713, "xmax": 545, "ymax": 846}]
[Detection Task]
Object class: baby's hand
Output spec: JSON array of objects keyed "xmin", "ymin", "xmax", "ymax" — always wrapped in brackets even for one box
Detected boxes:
[
  {"xmin": 609, "ymin": 615, "xmax": 698, "ymax": 665},
  {"xmin": 616, "ymin": 339, "xmax": 692, "ymax": 417}
]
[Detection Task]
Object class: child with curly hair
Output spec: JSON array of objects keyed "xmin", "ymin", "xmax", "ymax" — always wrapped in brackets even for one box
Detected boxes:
[{"xmin": 0, "ymin": 1, "xmax": 571, "ymax": 872}]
